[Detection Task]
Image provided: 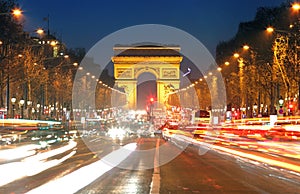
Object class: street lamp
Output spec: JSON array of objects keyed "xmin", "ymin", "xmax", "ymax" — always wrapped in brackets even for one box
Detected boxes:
[
  {"xmin": 278, "ymin": 96, "xmax": 285, "ymax": 116},
  {"xmin": 292, "ymin": 3, "xmax": 300, "ymax": 12},
  {"xmin": 12, "ymin": 8, "xmax": 22, "ymax": 16},
  {"xmin": 279, "ymin": 96, "xmax": 284, "ymax": 107},
  {"xmin": 266, "ymin": 27, "xmax": 274, "ymax": 33},
  {"xmin": 267, "ymin": 24, "xmax": 300, "ymax": 115},
  {"xmin": 27, "ymin": 100, "xmax": 32, "ymax": 119},
  {"xmin": 243, "ymin": 45, "xmax": 250, "ymax": 50},
  {"xmin": 253, "ymin": 103, "xmax": 258, "ymax": 109},
  {"xmin": 253, "ymin": 103, "xmax": 258, "ymax": 117},
  {"xmin": 233, "ymin": 52, "xmax": 245, "ymax": 108},
  {"xmin": 0, "ymin": 8, "xmax": 22, "ymax": 17},
  {"xmin": 36, "ymin": 28, "xmax": 44, "ymax": 35},
  {"xmin": 37, "ymin": 103, "xmax": 41, "ymax": 120},
  {"xmin": 243, "ymin": 44, "xmax": 263, "ymax": 115},
  {"xmin": 19, "ymin": 99, "xmax": 25, "ymax": 119},
  {"xmin": 11, "ymin": 97, "xmax": 16, "ymax": 118}
]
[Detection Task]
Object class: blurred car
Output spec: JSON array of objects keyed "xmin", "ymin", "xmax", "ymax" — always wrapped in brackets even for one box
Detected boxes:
[
  {"xmin": 154, "ymin": 127, "xmax": 162, "ymax": 136},
  {"xmin": 0, "ymin": 128, "xmax": 25, "ymax": 144},
  {"xmin": 192, "ymin": 124, "xmax": 209, "ymax": 139},
  {"xmin": 264, "ymin": 126, "xmax": 288, "ymax": 140},
  {"xmin": 162, "ymin": 122, "xmax": 179, "ymax": 141}
]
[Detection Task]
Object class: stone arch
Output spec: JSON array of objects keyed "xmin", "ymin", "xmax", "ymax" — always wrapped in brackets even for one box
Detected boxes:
[
  {"xmin": 112, "ymin": 45, "xmax": 182, "ymax": 110},
  {"xmin": 134, "ymin": 67, "xmax": 159, "ymax": 80}
]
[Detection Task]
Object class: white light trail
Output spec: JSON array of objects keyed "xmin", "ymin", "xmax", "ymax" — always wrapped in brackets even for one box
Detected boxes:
[
  {"xmin": 26, "ymin": 143, "xmax": 137, "ymax": 194},
  {"xmin": 0, "ymin": 144, "xmax": 39, "ymax": 161},
  {"xmin": 0, "ymin": 141, "xmax": 77, "ymax": 187}
]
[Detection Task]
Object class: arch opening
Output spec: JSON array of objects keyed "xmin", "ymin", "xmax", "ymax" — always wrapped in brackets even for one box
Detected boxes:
[{"xmin": 137, "ymin": 72, "xmax": 157, "ymax": 110}]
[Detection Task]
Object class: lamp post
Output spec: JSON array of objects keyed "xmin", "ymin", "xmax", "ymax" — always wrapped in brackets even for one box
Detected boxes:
[
  {"xmin": 0, "ymin": 7, "xmax": 23, "ymax": 117},
  {"xmin": 278, "ymin": 96, "xmax": 284, "ymax": 116},
  {"xmin": 265, "ymin": 3, "xmax": 300, "ymax": 115},
  {"xmin": 293, "ymin": 3, "xmax": 300, "ymax": 115},
  {"xmin": 233, "ymin": 53, "xmax": 245, "ymax": 109},
  {"xmin": 11, "ymin": 97, "xmax": 16, "ymax": 118},
  {"xmin": 37, "ymin": 103, "xmax": 41, "ymax": 120},
  {"xmin": 233, "ymin": 45, "xmax": 256, "ymax": 112},
  {"xmin": 279, "ymin": 96, "xmax": 284, "ymax": 107},
  {"xmin": 253, "ymin": 103, "xmax": 258, "ymax": 117},
  {"xmin": 27, "ymin": 100, "xmax": 32, "ymax": 119},
  {"xmin": 19, "ymin": 99, "xmax": 24, "ymax": 119}
]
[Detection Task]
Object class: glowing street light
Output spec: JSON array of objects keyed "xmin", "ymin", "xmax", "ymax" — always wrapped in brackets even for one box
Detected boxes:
[
  {"xmin": 11, "ymin": 97, "xmax": 16, "ymax": 118},
  {"xmin": 253, "ymin": 103, "xmax": 258, "ymax": 110},
  {"xmin": 50, "ymin": 40, "xmax": 57, "ymax": 46},
  {"xmin": 292, "ymin": 2, "xmax": 300, "ymax": 11},
  {"xmin": 12, "ymin": 8, "xmax": 22, "ymax": 16},
  {"xmin": 0, "ymin": 8, "xmax": 22, "ymax": 17},
  {"xmin": 243, "ymin": 45, "xmax": 250, "ymax": 50},
  {"xmin": 266, "ymin": 20, "xmax": 300, "ymax": 115},
  {"xmin": 233, "ymin": 53, "xmax": 240, "ymax": 58},
  {"xmin": 36, "ymin": 28, "xmax": 44, "ymax": 35},
  {"xmin": 19, "ymin": 99, "xmax": 25, "ymax": 119},
  {"xmin": 279, "ymin": 96, "xmax": 284, "ymax": 107},
  {"xmin": 266, "ymin": 27, "xmax": 274, "ymax": 33},
  {"xmin": 232, "ymin": 51, "xmax": 246, "ymax": 109}
]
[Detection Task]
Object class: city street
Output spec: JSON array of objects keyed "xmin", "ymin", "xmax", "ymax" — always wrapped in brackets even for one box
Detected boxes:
[
  {"xmin": 2, "ymin": 0, "xmax": 300, "ymax": 193},
  {"xmin": 1, "ymin": 131, "xmax": 300, "ymax": 193}
]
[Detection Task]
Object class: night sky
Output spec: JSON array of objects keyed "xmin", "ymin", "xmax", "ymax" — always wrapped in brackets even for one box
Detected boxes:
[{"xmin": 19, "ymin": 0, "xmax": 285, "ymax": 56}]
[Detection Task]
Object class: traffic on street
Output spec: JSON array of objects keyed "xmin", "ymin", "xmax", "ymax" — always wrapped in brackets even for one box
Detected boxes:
[
  {"xmin": 1, "ymin": 0, "xmax": 300, "ymax": 193},
  {"xmin": 1, "ymin": 111, "xmax": 300, "ymax": 193}
]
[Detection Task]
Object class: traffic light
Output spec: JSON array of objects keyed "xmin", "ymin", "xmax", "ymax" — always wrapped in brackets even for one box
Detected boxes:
[
  {"xmin": 287, "ymin": 100, "xmax": 294, "ymax": 115},
  {"xmin": 150, "ymin": 97, "xmax": 154, "ymax": 103}
]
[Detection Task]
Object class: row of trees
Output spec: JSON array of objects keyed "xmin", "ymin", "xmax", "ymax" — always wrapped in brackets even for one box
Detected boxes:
[
  {"xmin": 216, "ymin": 1, "xmax": 300, "ymax": 116},
  {"xmin": 0, "ymin": 0, "xmax": 87, "ymax": 119}
]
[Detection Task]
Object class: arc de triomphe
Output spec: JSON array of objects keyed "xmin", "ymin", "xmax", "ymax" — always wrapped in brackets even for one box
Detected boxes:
[{"xmin": 112, "ymin": 45, "xmax": 182, "ymax": 109}]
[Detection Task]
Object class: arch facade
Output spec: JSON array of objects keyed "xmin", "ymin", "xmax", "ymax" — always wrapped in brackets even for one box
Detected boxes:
[{"xmin": 112, "ymin": 45, "xmax": 182, "ymax": 109}]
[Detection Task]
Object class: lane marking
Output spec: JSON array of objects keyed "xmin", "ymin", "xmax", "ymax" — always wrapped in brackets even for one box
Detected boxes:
[{"xmin": 150, "ymin": 139, "xmax": 160, "ymax": 194}]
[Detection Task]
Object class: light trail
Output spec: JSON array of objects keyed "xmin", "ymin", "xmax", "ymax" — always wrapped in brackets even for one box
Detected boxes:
[
  {"xmin": 0, "ymin": 141, "xmax": 77, "ymax": 187},
  {"xmin": 173, "ymin": 135, "xmax": 300, "ymax": 174},
  {"xmin": 26, "ymin": 143, "xmax": 137, "ymax": 194},
  {"xmin": 0, "ymin": 144, "xmax": 40, "ymax": 161}
]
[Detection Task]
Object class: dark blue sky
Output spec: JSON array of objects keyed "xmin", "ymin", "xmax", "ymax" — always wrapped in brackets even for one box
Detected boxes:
[{"xmin": 19, "ymin": 0, "xmax": 285, "ymax": 56}]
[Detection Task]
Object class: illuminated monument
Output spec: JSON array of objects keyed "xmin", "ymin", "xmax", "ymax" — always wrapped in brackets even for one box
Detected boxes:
[{"xmin": 112, "ymin": 45, "xmax": 182, "ymax": 109}]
